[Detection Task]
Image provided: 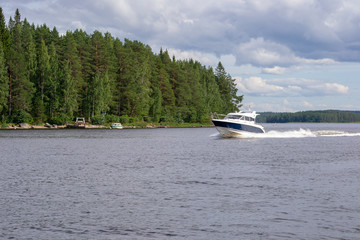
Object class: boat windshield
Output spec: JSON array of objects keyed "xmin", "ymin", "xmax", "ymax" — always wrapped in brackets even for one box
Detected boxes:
[{"xmin": 225, "ymin": 115, "xmax": 255, "ymax": 122}]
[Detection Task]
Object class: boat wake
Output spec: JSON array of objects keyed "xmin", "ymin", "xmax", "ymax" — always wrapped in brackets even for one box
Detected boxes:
[
  {"xmin": 211, "ymin": 128, "xmax": 360, "ymax": 139},
  {"xmin": 237, "ymin": 129, "xmax": 316, "ymax": 139}
]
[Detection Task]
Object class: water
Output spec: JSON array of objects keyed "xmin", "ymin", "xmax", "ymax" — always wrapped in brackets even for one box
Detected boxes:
[{"xmin": 1, "ymin": 123, "xmax": 360, "ymax": 239}]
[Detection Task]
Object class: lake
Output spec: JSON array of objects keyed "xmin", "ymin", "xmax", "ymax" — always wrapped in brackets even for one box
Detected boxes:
[{"xmin": 1, "ymin": 123, "xmax": 360, "ymax": 239}]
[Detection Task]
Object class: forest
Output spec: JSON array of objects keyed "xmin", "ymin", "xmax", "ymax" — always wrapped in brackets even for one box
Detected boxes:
[
  {"xmin": 257, "ymin": 110, "xmax": 360, "ymax": 123},
  {"xmin": 0, "ymin": 8, "xmax": 242, "ymax": 125}
]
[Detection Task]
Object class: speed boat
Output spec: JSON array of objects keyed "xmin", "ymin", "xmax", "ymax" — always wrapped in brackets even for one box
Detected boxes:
[{"xmin": 211, "ymin": 111, "xmax": 265, "ymax": 137}]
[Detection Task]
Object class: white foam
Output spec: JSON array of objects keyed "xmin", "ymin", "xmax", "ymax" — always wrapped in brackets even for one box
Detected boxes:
[
  {"xmin": 235, "ymin": 128, "xmax": 315, "ymax": 139},
  {"xmin": 314, "ymin": 130, "xmax": 360, "ymax": 137},
  {"xmin": 233, "ymin": 128, "xmax": 360, "ymax": 139}
]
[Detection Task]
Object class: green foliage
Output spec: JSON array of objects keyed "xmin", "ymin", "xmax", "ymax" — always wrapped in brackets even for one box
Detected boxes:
[
  {"xmin": 91, "ymin": 115, "xmax": 106, "ymax": 125},
  {"xmin": 0, "ymin": 7, "xmax": 10, "ymax": 52},
  {"xmin": 7, "ymin": 16, "xmax": 35, "ymax": 116},
  {"xmin": 105, "ymin": 114, "xmax": 120, "ymax": 123},
  {"xmin": 119, "ymin": 115, "xmax": 136, "ymax": 124},
  {"xmin": 1, "ymin": 114, "xmax": 7, "ymax": 127},
  {"xmin": 0, "ymin": 9, "xmax": 242, "ymax": 124},
  {"xmin": 0, "ymin": 42, "xmax": 8, "ymax": 114},
  {"xmin": 48, "ymin": 114, "xmax": 69, "ymax": 125},
  {"xmin": 11, "ymin": 110, "xmax": 33, "ymax": 124},
  {"xmin": 150, "ymin": 87, "xmax": 162, "ymax": 123}
]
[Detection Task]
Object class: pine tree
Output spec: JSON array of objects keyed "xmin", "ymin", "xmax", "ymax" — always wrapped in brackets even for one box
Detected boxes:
[
  {"xmin": 112, "ymin": 38, "xmax": 124, "ymax": 116},
  {"xmin": 22, "ymin": 19, "xmax": 37, "ymax": 90},
  {"xmin": 89, "ymin": 70, "xmax": 112, "ymax": 117},
  {"xmin": 0, "ymin": 42, "xmax": 9, "ymax": 114},
  {"xmin": 73, "ymin": 29, "xmax": 91, "ymax": 119},
  {"xmin": 60, "ymin": 31, "xmax": 83, "ymax": 117},
  {"xmin": 120, "ymin": 39, "xmax": 151, "ymax": 117},
  {"xmin": 47, "ymin": 42, "xmax": 60, "ymax": 118},
  {"xmin": 0, "ymin": 7, "xmax": 10, "ymax": 53},
  {"xmin": 7, "ymin": 10, "xmax": 35, "ymax": 118},
  {"xmin": 205, "ymin": 67, "xmax": 222, "ymax": 113},
  {"xmin": 33, "ymin": 39, "xmax": 50, "ymax": 122},
  {"xmin": 150, "ymin": 87, "xmax": 162, "ymax": 123},
  {"xmin": 14, "ymin": 9, "xmax": 21, "ymax": 25},
  {"xmin": 61, "ymin": 60, "xmax": 77, "ymax": 117},
  {"xmin": 215, "ymin": 62, "xmax": 242, "ymax": 113}
]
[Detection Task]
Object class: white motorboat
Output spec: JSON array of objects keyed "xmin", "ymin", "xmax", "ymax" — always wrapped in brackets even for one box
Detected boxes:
[
  {"xmin": 211, "ymin": 111, "xmax": 265, "ymax": 137},
  {"xmin": 111, "ymin": 123, "xmax": 123, "ymax": 129}
]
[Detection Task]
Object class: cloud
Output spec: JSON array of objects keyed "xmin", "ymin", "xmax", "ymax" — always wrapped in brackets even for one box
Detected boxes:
[
  {"xmin": 235, "ymin": 38, "xmax": 296, "ymax": 67},
  {"xmin": 71, "ymin": 21, "xmax": 86, "ymax": 30},
  {"xmin": 309, "ymin": 83, "xmax": 349, "ymax": 95},
  {"xmin": 262, "ymin": 66, "xmax": 287, "ymax": 75},
  {"xmin": 302, "ymin": 101, "xmax": 313, "ymax": 108},
  {"xmin": 235, "ymin": 76, "xmax": 285, "ymax": 96},
  {"xmin": 235, "ymin": 38, "xmax": 339, "ymax": 67},
  {"xmin": 235, "ymin": 76, "xmax": 349, "ymax": 97},
  {"xmin": 166, "ymin": 48, "xmax": 215, "ymax": 65},
  {"xmin": 3, "ymin": 0, "xmax": 360, "ymax": 66}
]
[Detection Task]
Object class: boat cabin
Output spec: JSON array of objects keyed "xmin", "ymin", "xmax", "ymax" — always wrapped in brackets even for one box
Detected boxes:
[{"xmin": 224, "ymin": 111, "xmax": 258, "ymax": 123}]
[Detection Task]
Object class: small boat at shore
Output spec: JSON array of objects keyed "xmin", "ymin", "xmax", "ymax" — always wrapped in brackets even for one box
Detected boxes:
[
  {"xmin": 211, "ymin": 111, "xmax": 265, "ymax": 137},
  {"xmin": 66, "ymin": 117, "xmax": 86, "ymax": 128},
  {"xmin": 111, "ymin": 123, "xmax": 123, "ymax": 129}
]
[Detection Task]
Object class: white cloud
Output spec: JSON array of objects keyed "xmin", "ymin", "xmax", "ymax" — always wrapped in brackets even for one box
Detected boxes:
[
  {"xmin": 183, "ymin": 19, "xmax": 195, "ymax": 24},
  {"xmin": 235, "ymin": 76, "xmax": 285, "ymax": 96},
  {"xmin": 71, "ymin": 21, "xmax": 86, "ymax": 30},
  {"xmin": 302, "ymin": 101, "xmax": 313, "ymax": 108},
  {"xmin": 309, "ymin": 83, "xmax": 349, "ymax": 95},
  {"xmin": 235, "ymin": 76, "xmax": 349, "ymax": 97},
  {"xmin": 262, "ymin": 66, "xmax": 287, "ymax": 75},
  {"xmin": 235, "ymin": 38, "xmax": 339, "ymax": 67},
  {"xmin": 166, "ymin": 48, "xmax": 215, "ymax": 66},
  {"xmin": 299, "ymin": 58, "xmax": 338, "ymax": 65},
  {"xmin": 235, "ymin": 38, "xmax": 295, "ymax": 67}
]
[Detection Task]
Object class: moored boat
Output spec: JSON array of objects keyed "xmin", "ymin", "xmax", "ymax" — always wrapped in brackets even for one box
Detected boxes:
[
  {"xmin": 211, "ymin": 111, "xmax": 265, "ymax": 137},
  {"xmin": 111, "ymin": 123, "xmax": 123, "ymax": 129},
  {"xmin": 66, "ymin": 117, "xmax": 86, "ymax": 128}
]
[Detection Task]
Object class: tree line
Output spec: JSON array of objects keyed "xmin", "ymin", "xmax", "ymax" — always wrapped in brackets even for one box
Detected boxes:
[
  {"xmin": 257, "ymin": 110, "xmax": 360, "ymax": 123},
  {"xmin": 0, "ymin": 8, "xmax": 242, "ymax": 125}
]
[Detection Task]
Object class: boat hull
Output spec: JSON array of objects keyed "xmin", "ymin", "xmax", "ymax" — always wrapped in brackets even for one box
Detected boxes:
[{"xmin": 212, "ymin": 119, "xmax": 265, "ymax": 137}]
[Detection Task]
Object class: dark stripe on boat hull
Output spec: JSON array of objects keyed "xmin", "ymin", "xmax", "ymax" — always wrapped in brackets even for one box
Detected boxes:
[{"xmin": 212, "ymin": 119, "xmax": 265, "ymax": 134}]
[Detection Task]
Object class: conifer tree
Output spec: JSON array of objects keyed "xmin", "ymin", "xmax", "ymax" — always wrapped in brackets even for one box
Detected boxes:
[
  {"xmin": 61, "ymin": 31, "xmax": 83, "ymax": 117},
  {"xmin": 149, "ymin": 87, "xmax": 161, "ymax": 123},
  {"xmin": 73, "ymin": 29, "xmax": 91, "ymax": 118},
  {"xmin": 205, "ymin": 67, "xmax": 222, "ymax": 113},
  {"xmin": 89, "ymin": 70, "xmax": 112, "ymax": 116},
  {"xmin": 14, "ymin": 9, "xmax": 21, "ymax": 25},
  {"xmin": 112, "ymin": 38, "xmax": 124, "ymax": 116},
  {"xmin": 33, "ymin": 39, "xmax": 50, "ymax": 122},
  {"xmin": 215, "ymin": 61, "xmax": 242, "ymax": 113},
  {"xmin": 0, "ymin": 7, "xmax": 10, "ymax": 53},
  {"xmin": 7, "ymin": 10, "xmax": 35, "ymax": 118},
  {"xmin": 22, "ymin": 20, "xmax": 37, "ymax": 76},
  {"xmin": 47, "ymin": 42, "xmax": 60, "ymax": 118},
  {"xmin": 120, "ymin": 39, "xmax": 151, "ymax": 117},
  {"xmin": 61, "ymin": 60, "xmax": 77, "ymax": 117},
  {"xmin": 0, "ymin": 42, "xmax": 9, "ymax": 114}
]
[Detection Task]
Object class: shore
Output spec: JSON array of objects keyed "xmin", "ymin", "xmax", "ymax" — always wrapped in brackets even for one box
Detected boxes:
[{"xmin": 1, "ymin": 123, "xmax": 212, "ymax": 130}]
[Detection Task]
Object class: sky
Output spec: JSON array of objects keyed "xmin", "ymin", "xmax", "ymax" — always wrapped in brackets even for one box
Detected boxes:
[{"xmin": 2, "ymin": 0, "xmax": 360, "ymax": 112}]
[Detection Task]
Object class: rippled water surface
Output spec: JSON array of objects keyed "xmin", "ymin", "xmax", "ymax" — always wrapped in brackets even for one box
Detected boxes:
[{"xmin": 1, "ymin": 124, "xmax": 360, "ymax": 239}]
